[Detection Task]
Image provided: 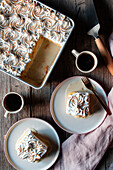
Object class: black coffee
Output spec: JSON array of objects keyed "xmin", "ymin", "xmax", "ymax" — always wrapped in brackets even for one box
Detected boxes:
[
  {"xmin": 77, "ymin": 54, "xmax": 94, "ymax": 71},
  {"xmin": 4, "ymin": 94, "xmax": 22, "ymax": 111}
]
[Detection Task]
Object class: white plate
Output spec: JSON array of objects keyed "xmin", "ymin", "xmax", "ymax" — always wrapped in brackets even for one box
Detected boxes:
[
  {"xmin": 50, "ymin": 76, "xmax": 107, "ymax": 134},
  {"xmin": 4, "ymin": 118, "xmax": 60, "ymax": 170}
]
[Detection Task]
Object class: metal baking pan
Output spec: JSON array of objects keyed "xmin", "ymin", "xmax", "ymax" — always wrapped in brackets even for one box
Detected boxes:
[{"xmin": 0, "ymin": 0, "xmax": 74, "ymax": 89}]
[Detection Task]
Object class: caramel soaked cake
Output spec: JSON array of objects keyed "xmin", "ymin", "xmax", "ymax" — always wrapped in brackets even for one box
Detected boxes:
[
  {"xmin": 15, "ymin": 128, "xmax": 48, "ymax": 163},
  {"xmin": 66, "ymin": 92, "xmax": 90, "ymax": 118},
  {"xmin": 0, "ymin": 0, "xmax": 73, "ymax": 85}
]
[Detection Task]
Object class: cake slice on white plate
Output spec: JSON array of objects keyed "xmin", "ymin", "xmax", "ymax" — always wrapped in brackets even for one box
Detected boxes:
[
  {"xmin": 66, "ymin": 92, "xmax": 90, "ymax": 118},
  {"xmin": 15, "ymin": 128, "xmax": 48, "ymax": 163}
]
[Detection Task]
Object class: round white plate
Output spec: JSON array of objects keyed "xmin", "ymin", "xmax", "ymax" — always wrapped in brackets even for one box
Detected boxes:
[
  {"xmin": 50, "ymin": 76, "xmax": 107, "ymax": 134},
  {"xmin": 4, "ymin": 118, "xmax": 60, "ymax": 170}
]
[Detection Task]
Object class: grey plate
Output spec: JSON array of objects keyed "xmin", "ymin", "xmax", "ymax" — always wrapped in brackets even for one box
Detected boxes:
[
  {"xmin": 50, "ymin": 76, "xmax": 107, "ymax": 134},
  {"xmin": 4, "ymin": 118, "xmax": 60, "ymax": 170}
]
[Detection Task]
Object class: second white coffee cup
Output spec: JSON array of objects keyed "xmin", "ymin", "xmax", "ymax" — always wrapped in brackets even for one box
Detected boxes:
[
  {"xmin": 72, "ymin": 49, "xmax": 98, "ymax": 73},
  {"xmin": 2, "ymin": 92, "xmax": 24, "ymax": 118}
]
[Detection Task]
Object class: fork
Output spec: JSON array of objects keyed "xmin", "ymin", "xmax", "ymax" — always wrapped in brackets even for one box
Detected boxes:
[{"xmin": 81, "ymin": 77, "xmax": 112, "ymax": 115}]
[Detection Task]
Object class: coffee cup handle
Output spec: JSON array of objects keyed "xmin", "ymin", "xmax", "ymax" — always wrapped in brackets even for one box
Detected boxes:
[
  {"xmin": 4, "ymin": 111, "xmax": 9, "ymax": 118},
  {"xmin": 71, "ymin": 49, "xmax": 80, "ymax": 58}
]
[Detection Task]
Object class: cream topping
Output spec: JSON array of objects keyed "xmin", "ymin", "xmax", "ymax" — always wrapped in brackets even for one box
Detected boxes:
[
  {"xmin": 15, "ymin": 128, "xmax": 48, "ymax": 163},
  {"xmin": 66, "ymin": 92, "xmax": 90, "ymax": 117},
  {"xmin": 0, "ymin": 0, "xmax": 73, "ymax": 76}
]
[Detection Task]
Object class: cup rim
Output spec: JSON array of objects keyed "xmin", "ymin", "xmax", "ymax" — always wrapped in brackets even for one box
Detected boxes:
[
  {"xmin": 2, "ymin": 92, "xmax": 24, "ymax": 114},
  {"xmin": 75, "ymin": 51, "xmax": 98, "ymax": 73}
]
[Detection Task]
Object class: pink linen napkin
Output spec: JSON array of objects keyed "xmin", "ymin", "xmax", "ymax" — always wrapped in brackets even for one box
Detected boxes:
[{"xmin": 54, "ymin": 87, "xmax": 113, "ymax": 170}]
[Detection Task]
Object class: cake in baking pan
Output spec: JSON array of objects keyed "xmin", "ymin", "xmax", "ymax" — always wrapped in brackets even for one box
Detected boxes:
[
  {"xmin": 15, "ymin": 128, "xmax": 48, "ymax": 162},
  {"xmin": 66, "ymin": 92, "xmax": 90, "ymax": 118},
  {"xmin": 0, "ymin": 0, "xmax": 74, "ymax": 87}
]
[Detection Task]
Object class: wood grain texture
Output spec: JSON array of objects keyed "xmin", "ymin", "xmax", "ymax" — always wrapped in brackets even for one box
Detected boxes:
[{"xmin": 0, "ymin": 0, "xmax": 113, "ymax": 169}]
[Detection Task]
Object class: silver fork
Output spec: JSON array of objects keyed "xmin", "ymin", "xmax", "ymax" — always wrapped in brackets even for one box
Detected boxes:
[{"xmin": 81, "ymin": 77, "xmax": 111, "ymax": 115}]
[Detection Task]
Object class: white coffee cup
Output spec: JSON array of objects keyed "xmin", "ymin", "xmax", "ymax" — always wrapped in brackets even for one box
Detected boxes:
[
  {"xmin": 2, "ymin": 92, "xmax": 24, "ymax": 118},
  {"xmin": 72, "ymin": 49, "xmax": 98, "ymax": 73}
]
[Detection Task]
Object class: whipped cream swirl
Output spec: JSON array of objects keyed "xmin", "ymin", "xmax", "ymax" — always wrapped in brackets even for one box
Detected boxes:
[
  {"xmin": 66, "ymin": 92, "xmax": 90, "ymax": 117},
  {"xmin": 0, "ymin": 0, "xmax": 73, "ymax": 76},
  {"xmin": 16, "ymin": 129, "xmax": 48, "ymax": 163}
]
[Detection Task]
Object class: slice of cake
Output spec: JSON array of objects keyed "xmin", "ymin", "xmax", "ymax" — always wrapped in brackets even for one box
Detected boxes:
[
  {"xmin": 66, "ymin": 92, "xmax": 90, "ymax": 118},
  {"xmin": 15, "ymin": 128, "xmax": 48, "ymax": 163}
]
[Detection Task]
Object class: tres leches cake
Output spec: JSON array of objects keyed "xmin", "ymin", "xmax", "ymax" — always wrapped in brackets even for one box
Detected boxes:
[
  {"xmin": 66, "ymin": 92, "xmax": 90, "ymax": 118},
  {"xmin": 15, "ymin": 128, "xmax": 48, "ymax": 163},
  {"xmin": 0, "ymin": 0, "xmax": 74, "ymax": 87}
]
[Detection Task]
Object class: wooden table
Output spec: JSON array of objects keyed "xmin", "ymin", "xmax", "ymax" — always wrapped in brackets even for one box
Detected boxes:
[{"xmin": 0, "ymin": 0, "xmax": 113, "ymax": 169}]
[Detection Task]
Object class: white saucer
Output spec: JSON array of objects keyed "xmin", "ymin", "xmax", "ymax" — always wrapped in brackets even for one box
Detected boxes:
[
  {"xmin": 4, "ymin": 118, "xmax": 60, "ymax": 170},
  {"xmin": 50, "ymin": 76, "xmax": 107, "ymax": 134}
]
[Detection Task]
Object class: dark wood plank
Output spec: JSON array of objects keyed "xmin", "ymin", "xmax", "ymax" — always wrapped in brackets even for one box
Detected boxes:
[
  {"xmin": 0, "ymin": 73, "xmax": 11, "ymax": 170},
  {"xmin": 0, "ymin": 74, "xmax": 30, "ymax": 170}
]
